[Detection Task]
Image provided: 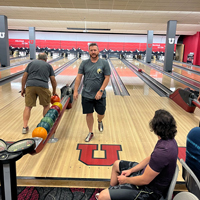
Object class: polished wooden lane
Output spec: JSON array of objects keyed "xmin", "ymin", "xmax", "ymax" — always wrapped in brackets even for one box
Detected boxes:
[
  {"xmin": 154, "ymin": 60, "xmax": 200, "ymax": 84},
  {"xmin": 9, "ymin": 56, "xmax": 30, "ymax": 64},
  {"xmin": 128, "ymin": 59, "xmax": 190, "ymax": 91},
  {"xmin": 0, "ymin": 56, "xmax": 55, "ymax": 79},
  {"xmin": 0, "ymin": 58, "xmax": 199, "ymax": 189},
  {"xmin": 51, "ymin": 58, "xmax": 82, "ymax": 87}
]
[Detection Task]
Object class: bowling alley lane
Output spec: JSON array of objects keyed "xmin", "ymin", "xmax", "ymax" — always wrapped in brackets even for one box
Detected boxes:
[
  {"xmin": 0, "ymin": 57, "xmax": 70, "ymax": 110},
  {"xmin": 173, "ymin": 61, "xmax": 200, "ymax": 72},
  {"xmin": 0, "ymin": 57, "xmax": 199, "ymax": 187},
  {"xmin": 154, "ymin": 60, "xmax": 200, "ymax": 84},
  {"xmin": 14, "ymin": 61, "xmax": 198, "ymax": 186},
  {"xmin": 0, "ymin": 56, "xmax": 55, "ymax": 79},
  {"xmin": 9, "ymin": 55, "xmax": 30, "ymax": 65},
  {"xmin": 52, "ymin": 58, "xmax": 82, "ymax": 87},
  {"xmin": 127, "ymin": 59, "xmax": 189, "ymax": 92},
  {"xmin": 50, "ymin": 57, "xmax": 69, "ymax": 71},
  {"xmin": 110, "ymin": 58, "xmax": 161, "ymax": 97}
]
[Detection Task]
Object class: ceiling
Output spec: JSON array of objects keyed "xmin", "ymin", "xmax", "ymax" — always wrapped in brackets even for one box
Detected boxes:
[{"xmin": 0, "ymin": 0, "xmax": 200, "ymax": 35}]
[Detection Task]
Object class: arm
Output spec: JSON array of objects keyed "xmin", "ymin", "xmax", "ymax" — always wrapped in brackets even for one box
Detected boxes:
[
  {"xmin": 121, "ymin": 156, "xmax": 150, "ymax": 177},
  {"xmin": 100, "ymin": 75, "xmax": 110, "ymax": 91},
  {"xmin": 118, "ymin": 164, "xmax": 159, "ymax": 186},
  {"xmin": 130, "ymin": 156, "xmax": 150, "ymax": 173},
  {"xmin": 73, "ymin": 74, "xmax": 83, "ymax": 100},
  {"xmin": 21, "ymin": 72, "xmax": 28, "ymax": 97},
  {"xmin": 197, "ymin": 91, "xmax": 200, "ymax": 102},
  {"xmin": 50, "ymin": 76, "xmax": 57, "ymax": 95},
  {"xmin": 95, "ymin": 75, "xmax": 110, "ymax": 100}
]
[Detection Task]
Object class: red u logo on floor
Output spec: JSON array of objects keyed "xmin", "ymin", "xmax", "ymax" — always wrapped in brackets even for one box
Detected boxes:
[{"xmin": 77, "ymin": 144, "xmax": 122, "ymax": 166}]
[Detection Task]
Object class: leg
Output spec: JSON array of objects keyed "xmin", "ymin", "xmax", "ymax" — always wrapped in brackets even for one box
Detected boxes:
[
  {"xmin": 95, "ymin": 98, "xmax": 106, "ymax": 122},
  {"xmin": 82, "ymin": 97, "xmax": 95, "ymax": 142},
  {"xmin": 86, "ymin": 113, "xmax": 94, "ymax": 133},
  {"xmin": 97, "ymin": 114, "xmax": 104, "ymax": 122},
  {"xmin": 95, "ymin": 98, "xmax": 106, "ymax": 132},
  {"xmin": 99, "ymin": 186, "xmax": 144, "ymax": 200},
  {"xmin": 23, "ymin": 106, "xmax": 32, "ymax": 127},
  {"xmin": 98, "ymin": 161, "xmax": 142, "ymax": 200},
  {"xmin": 37, "ymin": 87, "xmax": 51, "ymax": 116},
  {"xmin": 98, "ymin": 189, "xmax": 111, "ymax": 200},
  {"xmin": 43, "ymin": 105, "xmax": 50, "ymax": 116},
  {"xmin": 24, "ymin": 86, "xmax": 37, "ymax": 128},
  {"xmin": 110, "ymin": 160, "xmax": 121, "ymax": 186}
]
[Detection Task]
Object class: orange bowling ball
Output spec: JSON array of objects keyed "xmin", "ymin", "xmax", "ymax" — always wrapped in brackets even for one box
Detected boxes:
[
  {"xmin": 52, "ymin": 102, "xmax": 63, "ymax": 111},
  {"xmin": 32, "ymin": 127, "xmax": 48, "ymax": 140},
  {"xmin": 51, "ymin": 95, "xmax": 60, "ymax": 104}
]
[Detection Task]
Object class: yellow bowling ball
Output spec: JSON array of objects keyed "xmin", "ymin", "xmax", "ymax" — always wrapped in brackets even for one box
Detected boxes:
[{"xmin": 52, "ymin": 102, "xmax": 63, "ymax": 111}]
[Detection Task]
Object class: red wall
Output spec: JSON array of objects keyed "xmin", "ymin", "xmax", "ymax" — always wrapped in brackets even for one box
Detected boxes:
[
  {"xmin": 183, "ymin": 32, "xmax": 200, "ymax": 65},
  {"xmin": 9, "ymin": 39, "xmax": 176, "ymax": 52},
  {"xmin": 196, "ymin": 33, "xmax": 200, "ymax": 65}
]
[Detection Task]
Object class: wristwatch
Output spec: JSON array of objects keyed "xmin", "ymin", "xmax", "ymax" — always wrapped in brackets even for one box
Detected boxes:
[{"xmin": 99, "ymin": 89, "xmax": 104, "ymax": 93}]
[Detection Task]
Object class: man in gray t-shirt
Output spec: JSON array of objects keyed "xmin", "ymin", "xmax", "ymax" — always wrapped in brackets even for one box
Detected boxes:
[
  {"xmin": 21, "ymin": 53, "xmax": 57, "ymax": 134},
  {"xmin": 74, "ymin": 43, "xmax": 111, "ymax": 142}
]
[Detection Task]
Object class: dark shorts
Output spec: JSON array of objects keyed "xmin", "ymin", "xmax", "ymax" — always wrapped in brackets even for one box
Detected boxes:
[
  {"xmin": 81, "ymin": 96, "xmax": 106, "ymax": 115},
  {"xmin": 25, "ymin": 86, "xmax": 51, "ymax": 107},
  {"xmin": 109, "ymin": 160, "xmax": 161, "ymax": 200}
]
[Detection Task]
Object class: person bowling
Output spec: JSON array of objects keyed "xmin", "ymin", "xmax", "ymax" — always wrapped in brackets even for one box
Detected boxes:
[{"xmin": 73, "ymin": 43, "xmax": 111, "ymax": 142}]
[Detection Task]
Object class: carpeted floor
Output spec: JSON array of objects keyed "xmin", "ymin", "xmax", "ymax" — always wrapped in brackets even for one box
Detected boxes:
[{"xmin": 0, "ymin": 187, "xmax": 103, "ymax": 200}]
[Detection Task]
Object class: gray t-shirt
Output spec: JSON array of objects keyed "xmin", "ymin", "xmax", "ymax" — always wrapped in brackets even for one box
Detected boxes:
[
  {"xmin": 25, "ymin": 60, "xmax": 55, "ymax": 89},
  {"xmin": 78, "ymin": 58, "xmax": 111, "ymax": 99}
]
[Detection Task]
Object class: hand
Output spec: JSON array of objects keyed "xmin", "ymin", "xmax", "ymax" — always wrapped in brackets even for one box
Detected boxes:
[
  {"xmin": 73, "ymin": 91, "xmax": 78, "ymax": 100},
  {"xmin": 21, "ymin": 88, "xmax": 25, "ymax": 97},
  {"xmin": 197, "ymin": 95, "xmax": 200, "ymax": 102},
  {"xmin": 121, "ymin": 169, "xmax": 132, "ymax": 177},
  {"xmin": 95, "ymin": 91, "xmax": 103, "ymax": 100},
  {"xmin": 117, "ymin": 175, "xmax": 128, "ymax": 185},
  {"xmin": 52, "ymin": 92, "xmax": 58, "ymax": 96}
]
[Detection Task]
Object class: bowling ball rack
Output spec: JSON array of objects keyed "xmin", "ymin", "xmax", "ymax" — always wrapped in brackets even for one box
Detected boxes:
[
  {"xmin": 31, "ymin": 85, "xmax": 73, "ymax": 154},
  {"xmin": 0, "ymin": 85, "xmax": 73, "ymax": 200}
]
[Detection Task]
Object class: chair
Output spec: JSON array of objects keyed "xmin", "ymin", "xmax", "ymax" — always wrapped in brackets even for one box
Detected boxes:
[
  {"xmin": 180, "ymin": 159, "xmax": 200, "ymax": 199},
  {"xmin": 159, "ymin": 164, "xmax": 179, "ymax": 200},
  {"xmin": 173, "ymin": 192, "xmax": 199, "ymax": 200}
]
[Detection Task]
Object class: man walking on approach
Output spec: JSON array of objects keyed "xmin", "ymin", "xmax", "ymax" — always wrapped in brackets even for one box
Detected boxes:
[{"xmin": 73, "ymin": 43, "xmax": 111, "ymax": 142}]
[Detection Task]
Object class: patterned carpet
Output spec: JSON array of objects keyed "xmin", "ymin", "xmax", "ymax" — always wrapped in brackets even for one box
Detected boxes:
[{"xmin": 0, "ymin": 187, "xmax": 102, "ymax": 200}]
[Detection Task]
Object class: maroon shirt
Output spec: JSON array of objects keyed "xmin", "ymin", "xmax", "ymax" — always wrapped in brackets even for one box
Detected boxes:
[{"xmin": 147, "ymin": 139, "xmax": 178, "ymax": 196}]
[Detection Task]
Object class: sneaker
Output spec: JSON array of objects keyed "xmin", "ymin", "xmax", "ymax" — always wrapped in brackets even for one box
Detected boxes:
[
  {"xmin": 85, "ymin": 132, "xmax": 93, "ymax": 142},
  {"xmin": 95, "ymin": 193, "xmax": 99, "ymax": 200},
  {"xmin": 98, "ymin": 121, "xmax": 103, "ymax": 132},
  {"xmin": 22, "ymin": 126, "xmax": 29, "ymax": 134}
]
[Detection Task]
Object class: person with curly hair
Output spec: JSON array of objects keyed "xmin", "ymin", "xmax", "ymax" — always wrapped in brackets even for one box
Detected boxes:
[{"xmin": 96, "ymin": 109, "xmax": 178, "ymax": 200}]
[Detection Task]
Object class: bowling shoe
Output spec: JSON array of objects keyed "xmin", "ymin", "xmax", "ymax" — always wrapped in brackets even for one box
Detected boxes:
[
  {"xmin": 22, "ymin": 126, "xmax": 29, "ymax": 134},
  {"xmin": 95, "ymin": 193, "xmax": 99, "ymax": 200},
  {"xmin": 85, "ymin": 132, "xmax": 93, "ymax": 142},
  {"xmin": 98, "ymin": 121, "xmax": 103, "ymax": 132}
]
